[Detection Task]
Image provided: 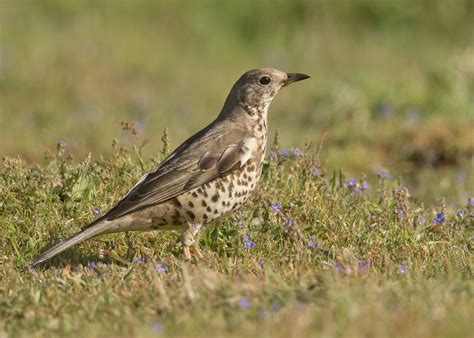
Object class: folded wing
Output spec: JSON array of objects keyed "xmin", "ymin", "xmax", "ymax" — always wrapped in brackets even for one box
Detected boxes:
[{"xmin": 102, "ymin": 124, "xmax": 255, "ymax": 220}]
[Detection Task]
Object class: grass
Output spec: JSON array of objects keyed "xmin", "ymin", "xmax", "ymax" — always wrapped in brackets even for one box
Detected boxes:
[
  {"xmin": 0, "ymin": 1, "xmax": 473, "ymax": 337},
  {"xmin": 1, "ymin": 139, "xmax": 473, "ymax": 337}
]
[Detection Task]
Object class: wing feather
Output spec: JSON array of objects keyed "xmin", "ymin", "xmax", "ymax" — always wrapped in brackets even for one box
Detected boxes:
[{"xmin": 103, "ymin": 123, "xmax": 255, "ymax": 220}]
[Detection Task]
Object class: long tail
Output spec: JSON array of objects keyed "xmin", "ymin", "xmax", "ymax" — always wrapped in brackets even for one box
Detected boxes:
[{"xmin": 29, "ymin": 219, "xmax": 112, "ymax": 267}]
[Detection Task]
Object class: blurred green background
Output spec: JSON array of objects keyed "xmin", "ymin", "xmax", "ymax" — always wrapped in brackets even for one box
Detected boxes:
[{"xmin": 0, "ymin": 0, "xmax": 473, "ymax": 204}]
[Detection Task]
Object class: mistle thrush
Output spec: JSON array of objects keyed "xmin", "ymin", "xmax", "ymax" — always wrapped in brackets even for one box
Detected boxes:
[{"xmin": 30, "ymin": 67, "xmax": 309, "ymax": 266}]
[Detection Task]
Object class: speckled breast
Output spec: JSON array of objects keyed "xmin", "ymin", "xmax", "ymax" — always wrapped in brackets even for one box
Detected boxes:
[{"xmin": 175, "ymin": 157, "xmax": 263, "ymax": 225}]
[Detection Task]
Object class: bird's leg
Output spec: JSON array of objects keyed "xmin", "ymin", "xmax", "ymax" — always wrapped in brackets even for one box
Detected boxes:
[
  {"xmin": 183, "ymin": 246, "xmax": 191, "ymax": 261},
  {"xmin": 191, "ymin": 243, "xmax": 204, "ymax": 260},
  {"xmin": 180, "ymin": 223, "xmax": 203, "ymax": 260}
]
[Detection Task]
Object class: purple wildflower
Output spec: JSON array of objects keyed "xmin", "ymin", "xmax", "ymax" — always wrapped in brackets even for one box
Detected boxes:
[
  {"xmin": 28, "ymin": 265, "xmax": 38, "ymax": 276},
  {"xmin": 378, "ymin": 170, "xmax": 392, "ymax": 179},
  {"xmin": 361, "ymin": 180, "xmax": 369, "ymax": 191},
  {"xmin": 133, "ymin": 257, "xmax": 144, "ymax": 264},
  {"xmin": 151, "ymin": 323, "xmax": 164, "ymax": 332},
  {"xmin": 268, "ymin": 151, "xmax": 278, "ymax": 161},
  {"xmin": 434, "ymin": 212, "xmax": 445, "ymax": 225},
  {"xmin": 395, "ymin": 208, "xmax": 405, "ymax": 217},
  {"xmin": 312, "ymin": 167, "xmax": 321, "ymax": 176},
  {"xmin": 398, "ymin": 263, "xmax": 407, "ymax": 274},
  {"xmin": 279, "ymin": 148, "xmax": 290, "ymax": 158},
  {"xmin": 358, "ymin": 259, "xmax": 368, "ymax": 273},
  {"xmin": 238, "ymin": 297, "xmax": 251, "ymax": 309},
  {"xmin": 469, "ymin": 197, "xmax": 474, "ymax": 207},
  {"xmin": 271, "ymin": 201, "xmax": 281, "ymax": 212},
  {"xmin": 346, "ymin": 178, "xmax": 357, "ymax": 187},
  {"xmin": 243, "ymin": 235, "xmax": 256, "ymax": 249},
  {"xmin": 307, "ymin": 235, "xmax": 317, "ymax": 248},
  {"xmin": 417, "ymin": 215, "xmax": 425, "ymax": 226},
  {"xmin": 155, "ymin": 262, "xmax": 169, "ymax": 273},
  {"xmin": 353, "ymin": 187, "xmax": 362, "ymax": 194},
  {"xmin": 293, "ymin": 148, "xmax": 303, "ymax": 157},
  {"xmin": 93, "ymin": 207, "xmax": 101, "ymax": 216},
  {"xmin": 87, "ymin": 262, "xmax": 97, "ymax": 269},
  {"xmin": 334, "ymin": 263, "xmax": 343, "ymax": 271},
  {"xmin": 456, "ymin": 210, "xmax": 465, "ymax": 218},
  {"xmin": 284, "ymin": 218, "xmax": 292, "ymax": 228}
]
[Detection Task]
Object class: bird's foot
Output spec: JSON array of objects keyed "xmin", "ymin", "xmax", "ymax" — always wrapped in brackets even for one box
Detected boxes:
[
  {"xmin": 181, "ymin": 223, "xmax": 203, "ymax": 261},
  {"xmin": 191, "ymin": 243, "xmax": 204, "ymax": 260},
  {"xmin": 183, "ymin": 246, "xmax": 192, "ymax": 261},
  {"xmin": 182, "ymin": 244, "xmax": 204, "ymax": 261}
]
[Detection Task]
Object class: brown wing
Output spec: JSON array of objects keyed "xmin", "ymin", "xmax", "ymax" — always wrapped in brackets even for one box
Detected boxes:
[{"xmin": 103, "ymin": 123, "xmax": 253, "ymax": 220}]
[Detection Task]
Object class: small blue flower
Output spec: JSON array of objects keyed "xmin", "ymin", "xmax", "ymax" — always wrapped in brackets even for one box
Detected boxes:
[
  {"xmin": 398, "ymin": 263, "xmax": 407, "ymax": 274},
  {"xmin": 307, "ymin": 235, "xmax": 317, "ymax": 248},
  {"xmin": 358, "ymin": 259, "xmax": 368, "ymax": 273},
  {"xmin": 151, "ymin": 322, "xmax": 164, "ymax": 332},
  {"xmin": 456, "ymin": 210, "xmax": 465, "ymax": 218},
  {"xmin": 312, "ymin": 167, "xmax": 321, "ymax": 176},
  {"xmin": 378, "ymin": 170, "xmax": 392, "ymax": 179},
  {"xmin": 133, "ymin": 257, "xmax": 144, "ymax": 264},
  {"xmin": 353, "ymin": 187, "xmax": 362, "ymax": 194},
  {"xmin": 469, "ymin": 197, "xmax": 474, "ymax": 207},
  {"xmin": 434, "ymin": 212, "xmax": 445, "ymax": 225},
  {"xmin": 243, "ymin": 235, "xmax": 256, "ymax": 249},
  {"xmin": 279, "ymin": 148, "xmax": 290, "ymax": 158},
  {"xmin": 361, "ymin": 180, "xmax": 369, "ymax": 191},
  {"xmin": 271, "ymin": 201, "xmax": 281, "ymax": 212},
  {"xmin": 87, "ymin": 262, "xmax": 97, "ymax": 269},
  {"xmin": 346, "ymin": 178, "xmax": 357, "ymax": 187},
  {"xmin": 93, "ymin": 207, "xmax": 101, "ymax": 216},
  {"xmin": 417, "ymin": 215, "xmax": 425, "ymax": 226},
  {"xmin": 284, "ymin": 218, "xmax": 292, "ymax": 228},
  {"xmin": 155, "ymin": 262, "xmax": 169, "ymax": 273},
  {"xmin": 293, "ymin": 148, "xmax": 303, "ymax": 157},
  {"xmin": 238, "ymin": 297, "xmax": 251, "ymax": 309},
  {"xmin": 268, "ymin": 151, "xmax": 278, "ymax": 161}
]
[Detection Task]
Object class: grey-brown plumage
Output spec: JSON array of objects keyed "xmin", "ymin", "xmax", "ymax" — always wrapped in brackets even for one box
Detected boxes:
[{"xmin": 29, "ymin": 67, "xmax": 309, "ymax": 266}]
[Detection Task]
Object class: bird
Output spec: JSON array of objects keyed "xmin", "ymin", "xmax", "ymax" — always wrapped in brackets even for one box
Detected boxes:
[{"xmin": 29, "ymin": 67, "xmax": 310, "ymax": 266}]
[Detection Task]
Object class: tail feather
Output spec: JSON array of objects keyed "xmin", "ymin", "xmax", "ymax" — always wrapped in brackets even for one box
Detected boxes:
[{"xmin": 29, "ymin": 220, "xmax": 112, "ymax": 267}]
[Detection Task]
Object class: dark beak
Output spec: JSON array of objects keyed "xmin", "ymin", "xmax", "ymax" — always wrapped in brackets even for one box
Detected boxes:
[{"xmin": 283, "ymin": 73, "xmax": 310, "ymax": 86}]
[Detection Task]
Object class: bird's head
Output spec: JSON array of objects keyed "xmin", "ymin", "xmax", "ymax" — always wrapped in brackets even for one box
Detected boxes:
[{"xmin": 222, "ymin": 67, "xmax": 310, "ymax": 117}]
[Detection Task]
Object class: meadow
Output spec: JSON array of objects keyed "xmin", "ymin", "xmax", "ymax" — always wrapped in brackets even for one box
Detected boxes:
[{"xmin": 0, "ymin": 1, "xmax": 473, "ymax": 337}]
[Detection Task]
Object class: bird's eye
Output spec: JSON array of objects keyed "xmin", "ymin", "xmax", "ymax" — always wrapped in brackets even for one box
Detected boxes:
[{"xmin": 259, "ymin": 76, "xmax": 271, "ymax": 85}]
